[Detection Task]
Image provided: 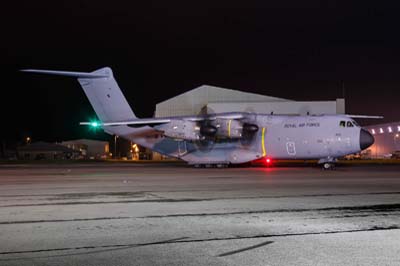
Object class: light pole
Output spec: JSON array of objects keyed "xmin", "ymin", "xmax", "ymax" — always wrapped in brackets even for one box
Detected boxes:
[
  {"xmin": 132, "ymin": 143, "xmax": 139, "ymax": 160},
  {"xmin": 114, "ymin": 135, "xmax": 118, "ymax": 159},
  {"xmin": 394, "ymin": 134, "xmax": 400, "ymax": 153}
]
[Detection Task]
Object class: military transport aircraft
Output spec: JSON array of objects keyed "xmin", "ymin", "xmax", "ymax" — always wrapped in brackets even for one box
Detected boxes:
[{"xmin": 22, "ymin": 67, "xmax": 378, "ymax": 169}]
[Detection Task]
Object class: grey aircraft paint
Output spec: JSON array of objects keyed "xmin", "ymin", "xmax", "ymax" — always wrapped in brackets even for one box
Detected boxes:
[{"xmin": 22, "ymin": 67, "xmax": 375, "ymax": 166}]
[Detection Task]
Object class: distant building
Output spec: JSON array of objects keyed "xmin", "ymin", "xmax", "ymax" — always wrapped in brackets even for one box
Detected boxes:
[
  {"xmin": 364, "ymin": 122, "xmax": 400, "ymax": 158},
  {"xmin": 60, "ymin": 139, "xmax": 110, "ymax": 159},
  {"xmin": 2, "ymin": 149, "xmax": 18, "ymax": 160},
  {"xmin": 17, "ymin": 141, "xmax": 79, "ymax": 160}
]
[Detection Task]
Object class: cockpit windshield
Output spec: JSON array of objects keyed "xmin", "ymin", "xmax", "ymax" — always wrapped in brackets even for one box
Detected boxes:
[{"xmin": 339, "ymin": 120, "xmax": 359, "ymax": 128}]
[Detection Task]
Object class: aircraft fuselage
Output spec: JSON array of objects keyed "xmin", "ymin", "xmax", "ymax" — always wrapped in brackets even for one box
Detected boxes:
[{"xmin": 108, "ymin": 114, "xmax": 372, "ymax": 165}]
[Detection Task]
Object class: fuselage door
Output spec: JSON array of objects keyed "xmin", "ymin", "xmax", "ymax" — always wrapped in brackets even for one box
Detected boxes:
[
  {"xmin": 178, "ymin": 141, "xmax": 187, "ymax": 157},
  {"xmin": 286, "ymin": 141, "xmax": 296, "ymax": 156}
]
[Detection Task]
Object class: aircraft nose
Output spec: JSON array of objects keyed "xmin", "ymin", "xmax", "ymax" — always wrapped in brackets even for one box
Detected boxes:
[{"xmin": 360, "ymin": 129, "xmax": 374, "ymax": 150}]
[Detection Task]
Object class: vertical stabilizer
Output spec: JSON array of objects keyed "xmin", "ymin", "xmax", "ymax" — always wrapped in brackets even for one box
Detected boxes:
[
  {"xmin": 77, "ymin": 68, "xmax": 136, "ymax": 122},
  {"xmin": 22, "ymin": 67, "xmax": 136, "ymax": 122}
]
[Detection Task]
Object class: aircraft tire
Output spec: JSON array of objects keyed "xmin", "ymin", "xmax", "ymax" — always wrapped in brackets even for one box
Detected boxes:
[{"xmin": 323, "ymin": 163, "xmax": 335, "ymax": 170}]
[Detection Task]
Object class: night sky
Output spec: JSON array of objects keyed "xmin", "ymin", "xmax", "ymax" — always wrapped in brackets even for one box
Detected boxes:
[{"xmin": 2, "ymin": 1, "xmax": 400, "ymax": 143}]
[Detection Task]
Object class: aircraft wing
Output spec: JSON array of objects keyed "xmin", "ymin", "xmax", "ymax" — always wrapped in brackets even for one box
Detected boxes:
[
  {"xmin": 80, "ymin": 112, "xmax": 247, "ymax": 127},
  {"xmin": 185, "ymin": 112, "xmax": 245, "ymax": 121}
]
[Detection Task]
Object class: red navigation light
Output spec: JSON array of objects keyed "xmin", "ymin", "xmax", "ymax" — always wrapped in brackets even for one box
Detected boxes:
[{"xmin": 265, "ymin": 158, "xmax": 271, "ymax": 164}]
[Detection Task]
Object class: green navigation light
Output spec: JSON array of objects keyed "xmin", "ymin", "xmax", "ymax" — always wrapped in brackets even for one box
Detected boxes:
[{"xmin": 91, "ymin": 122, "xmax": 99, "ymax": 127}]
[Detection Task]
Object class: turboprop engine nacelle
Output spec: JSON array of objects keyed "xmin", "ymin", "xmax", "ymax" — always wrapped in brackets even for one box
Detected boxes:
[
  {"xmin": 157, "ymin": 120, "xmax": 201, "ymax": 141},
  {"xmin": 215, "ymin": 119, "xmax": 243, "ymax": 138},
  {"xmin": 214, "ymin": 119, "xmax": 259, "ymax": 139}
]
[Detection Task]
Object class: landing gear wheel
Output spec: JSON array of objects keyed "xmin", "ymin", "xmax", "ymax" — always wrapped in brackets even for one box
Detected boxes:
[
  {"xmin": 192, "ymin": 163, "xmax": 228, "ymax": 168},
  {"xmin": 323, "ymin": 163, "xmax": 335, "ymax": 170}
]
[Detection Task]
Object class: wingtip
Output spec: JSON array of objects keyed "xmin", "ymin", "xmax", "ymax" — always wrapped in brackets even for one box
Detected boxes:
[{"xmin": 347, "ymin": 114, "xmax": 384, "ymax": 119}]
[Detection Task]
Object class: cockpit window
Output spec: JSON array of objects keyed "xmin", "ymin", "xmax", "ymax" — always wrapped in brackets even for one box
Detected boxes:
[{"xmin": 340, "ymin": 120, "xmax": 357, "ymax": 128}]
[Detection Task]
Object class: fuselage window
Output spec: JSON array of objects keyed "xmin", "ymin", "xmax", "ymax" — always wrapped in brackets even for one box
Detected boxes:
[
  {"xmin": 339, "ymin": 121, "xmax": 346, "ymax": 127},
  {"xmin": 347, "ymin": 121, "xmax": 354, "ymax": 127},
  {"xmin": 352, "ymin": 120, "xmax": 359, "ymax": 127}
]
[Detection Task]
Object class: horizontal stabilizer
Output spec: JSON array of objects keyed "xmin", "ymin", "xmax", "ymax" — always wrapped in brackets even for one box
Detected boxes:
[
  {"xmin": 21, "ymin": 69, "xmax": 108, "ymax": 79},
  {"xmin": 80, "ymin": 118, "xmax": 171, "ymax": 127}
]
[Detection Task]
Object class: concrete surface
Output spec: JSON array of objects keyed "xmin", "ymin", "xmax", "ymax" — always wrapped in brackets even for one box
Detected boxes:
[{"xmin": 0, "ymin": 163, "xmax": 399, "ymax": 265}]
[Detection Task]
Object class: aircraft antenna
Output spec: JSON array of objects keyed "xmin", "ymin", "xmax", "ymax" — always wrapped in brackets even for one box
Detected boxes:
[{"xmin": 341, "ymin": 80, "xmax": 346, "ymax": 99}]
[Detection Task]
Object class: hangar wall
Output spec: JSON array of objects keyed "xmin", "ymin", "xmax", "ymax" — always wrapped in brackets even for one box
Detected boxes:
[
  {"xmin": 155, "ymin": 85, "xmax": 291, "ymax": 117},
  {"xmin": 155, "ymin": 85, "xmax": 345, "ymax": 118},
  {"xmin": 364, "ymin": 122, "xmax": 400, "ymax": 158}
]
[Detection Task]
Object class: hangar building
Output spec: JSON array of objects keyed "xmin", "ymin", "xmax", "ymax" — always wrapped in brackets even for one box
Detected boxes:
[
  {"xmin": 150, "ymin": 85, "xmax": 345, "ymax": 160},
  {"xmin": 364, "ymin": 122, "xmax": 400, "ymax": 158},
  {"xmin": 155, "ymin": 85, "xmax": 345, "ymax": 117}
]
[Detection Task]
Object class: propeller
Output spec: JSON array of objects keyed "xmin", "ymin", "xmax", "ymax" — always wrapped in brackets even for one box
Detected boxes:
[
  {"xmin": 240, "ymin": 111, "xmax": 259, "ymax": 146},
  {"xmin": 194, "ymin": 106, "xmax": 217, "ymax": 152}
]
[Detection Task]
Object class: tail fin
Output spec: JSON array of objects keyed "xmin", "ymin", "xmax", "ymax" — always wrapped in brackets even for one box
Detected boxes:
[{"xmin": 21, "ymin": 67, "xmax": 136, "ymax": 122}]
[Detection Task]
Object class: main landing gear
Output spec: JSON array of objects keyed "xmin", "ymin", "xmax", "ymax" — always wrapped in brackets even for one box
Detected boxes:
[
  {"xmin": 193, "ymin": 163, "xmax": 229, "ymax": 168},
  {"xmin": 318, "ymin": 158, "xmax": 337, "ymax": 170},
  {"xmin": 322, "ymin": 162, "xmax": 336, "ymax": 170}
]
